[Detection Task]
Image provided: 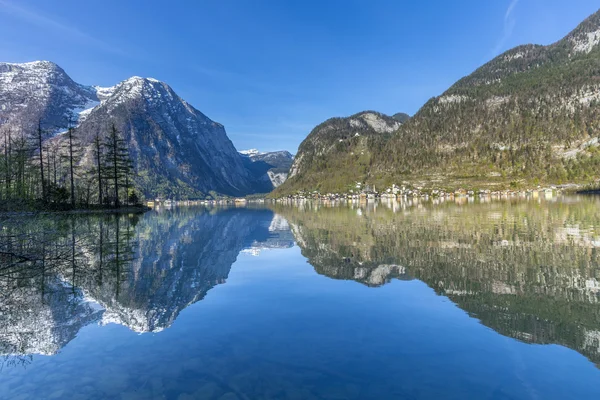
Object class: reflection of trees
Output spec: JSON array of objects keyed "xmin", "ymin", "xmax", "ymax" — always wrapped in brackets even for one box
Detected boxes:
[
  {"xmin": 0, "ymin": 207, "xmax": 285, "ymax": 362},
  {"xmin": 0, "ymin": 213, "xmax": 137, "ymax": 361},
  {"xmin": 78, "ymin": 207, "xmax": 275, "ymax": 333},
  {"xmin": 275, "ymin": 199, "xmax": 600, "ymax": 365}
]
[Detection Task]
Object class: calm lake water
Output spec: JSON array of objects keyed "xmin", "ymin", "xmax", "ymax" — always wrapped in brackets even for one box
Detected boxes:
[{"xmin": 1, "ymin": 196, "xmax": 600, "ymax": 399}]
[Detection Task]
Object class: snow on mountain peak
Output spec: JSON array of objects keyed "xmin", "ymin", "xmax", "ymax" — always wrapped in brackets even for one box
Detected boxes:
[
  {"xmin": 0, "ymin": 60, "xmax": 275, "ymax": 196},
  {"xmin": 240, "ymin": 149, "xmax": 263, "ymax": 156},
  {"xmin": 93, "ymin": 85, "xmax": 117, "ymax": 102},
  {"xmin": 0, "ymin": 60, "xmax": 100, "ymax": 134},
  {"xmin": 0, "ymin": 60, "xmax": 60, "ymax": 71}
]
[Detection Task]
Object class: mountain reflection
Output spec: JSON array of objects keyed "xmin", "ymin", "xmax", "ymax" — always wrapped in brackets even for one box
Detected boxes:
[
  {"xmin": 2, "ymin": 198, "xmax": 600, "ymax": 368},
  {"xmin": 0, "ymin": 207, "xmax": 293, "ymax": 359},
  {"xmin": 274, "ymin": 197, "xmax": 600, "ymax": 366}
]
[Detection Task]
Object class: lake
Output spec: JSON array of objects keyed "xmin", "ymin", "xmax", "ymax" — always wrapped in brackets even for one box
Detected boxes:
[{"xmin": 1, "ymin": 196, "xmax": 600, "ymax": 399}]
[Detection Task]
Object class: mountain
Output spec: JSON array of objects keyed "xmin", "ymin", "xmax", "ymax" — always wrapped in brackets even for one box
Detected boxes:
[
  {"xmin": 240, "ymin": 149, "xmax": 294, "ymax": 188},
  {"xmin": 0, "ymin": 61, "xmax": 269, "ymax": 199},
  {"xmin": 0, "ymin": 61, "xmax": 98, "ymax": 133},
  {"xmin": 373, "ymin": 9, "xmax": 600, "ymax": 188},
  {"xmin": 276, "ymin": 111, "xmax": 402, "ymax": 194},
  {"xmin": 276, "ymin": 9, "xmax": 600, "ymax": 195}
]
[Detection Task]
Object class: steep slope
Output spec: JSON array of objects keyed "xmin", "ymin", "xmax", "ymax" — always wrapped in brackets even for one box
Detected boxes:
[
  {"xmin": 375, "ymin": 13, "xmax": 600, "ymax": 182},
  {"xmin": 277, "ymin": 9, "xmax": 600, "ymax": 194},
  {"xmin": 375, "ymin": 10, "xmax": 600, "ymax": 188},
  {"xmin": 0, "ymin": 61, "xmax": 269, "ymax": 198},
  {"xmin": 240, "ymin": 149, "xmax": 294, "ymax": 188},
  {"xmin": 76, "ymin": 76, "xmax": 270, "ymax": 198},
  {"xmin": 275, "ymin": 111, "xmax": 402, "ymax": 194}
]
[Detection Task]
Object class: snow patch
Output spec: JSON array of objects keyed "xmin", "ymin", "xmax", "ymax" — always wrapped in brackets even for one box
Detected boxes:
[
  {"xmin": 239, "ymin": 149, "xmax": 263, "ymax": 156},
  {"xmin": 94, "ymin": 85, "xmax": 117, "ymax": 102}
]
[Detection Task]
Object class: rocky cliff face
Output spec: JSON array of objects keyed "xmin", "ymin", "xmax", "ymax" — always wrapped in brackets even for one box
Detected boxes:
[
  {"xmin": 76, "ymin": 76, "xmax": 270, "ymax": 197},
  {"xmin": 0, "ymin": 61, "xmax": 271, "ymax": 198}
]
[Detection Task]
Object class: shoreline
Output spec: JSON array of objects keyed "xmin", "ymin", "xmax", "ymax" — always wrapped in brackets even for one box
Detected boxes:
[{"xmin": 0, "ymin": 205, "xmax": 151, "ymax": 217}]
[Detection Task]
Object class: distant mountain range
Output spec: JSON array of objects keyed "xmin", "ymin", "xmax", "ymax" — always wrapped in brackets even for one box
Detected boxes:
[
  {"xmin": 0, "ymin": 61, "xmax": 292, "ymax": 198},
  {"xmin": 276, "ymin": 9, "xmax": 600, "ymax": 195},
  {"xmin": 240, "ymin": 149, "xmax": 294, "ymax": 188}
]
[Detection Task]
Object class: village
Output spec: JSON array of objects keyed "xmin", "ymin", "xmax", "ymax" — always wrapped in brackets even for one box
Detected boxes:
[{"xmin": 272, "ymin": 182, "xmax": 568, "ymax": 202}]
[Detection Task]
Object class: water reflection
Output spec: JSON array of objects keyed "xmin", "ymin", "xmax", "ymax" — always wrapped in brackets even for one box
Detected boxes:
[
  {"xmin": 0, "ymin": 207, "xmax": 293, "ymax": 363},
  {"xmin": 1, "ymin": 196, "xmax": 600, "ymax": 381},
  {"xmin": 274, "ymin": 197, "xmax": 600, "ymax": 367}
]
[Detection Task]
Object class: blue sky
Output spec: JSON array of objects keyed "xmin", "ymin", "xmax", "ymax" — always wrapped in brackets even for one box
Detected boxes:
[{"xmin": 0, "ymin": 0, "xmax": 598, "ymax": 153}]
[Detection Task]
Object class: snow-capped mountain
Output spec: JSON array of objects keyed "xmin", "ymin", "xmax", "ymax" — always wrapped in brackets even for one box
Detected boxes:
[
  {"xmin": 239, "ymin": 148, "xmax": 262, "ymax": 157},
  {"xmin": 239, "ymin": 149, "xmax": 294, "ymax": 188},
  {"xmin": 0, "ymin": 61, "xmax": 99, "ymax": 134},
  {"xmin": 0, "ymin": 61, "xmax": 272, "ymax": 198}
]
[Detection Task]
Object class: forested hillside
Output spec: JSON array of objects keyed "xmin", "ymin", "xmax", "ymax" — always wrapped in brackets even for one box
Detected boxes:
[
  {"xmin": 277, "ymin": 111, "xmax": 402, "ymax": 194},
  {"xmin": 276, "ymin": 9, "xmax": 600, "ymax": 195}
]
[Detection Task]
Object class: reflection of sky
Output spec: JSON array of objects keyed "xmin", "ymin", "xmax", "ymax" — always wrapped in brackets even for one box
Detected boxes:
[{"xmin": 2, "ymin": 245, "xmax": 599, "ymax": 399}]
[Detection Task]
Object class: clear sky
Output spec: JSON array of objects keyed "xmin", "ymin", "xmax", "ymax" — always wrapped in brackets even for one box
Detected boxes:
[{"xmin": 0, "ymin": 0, "xmax": 598, "ymax": 153}]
